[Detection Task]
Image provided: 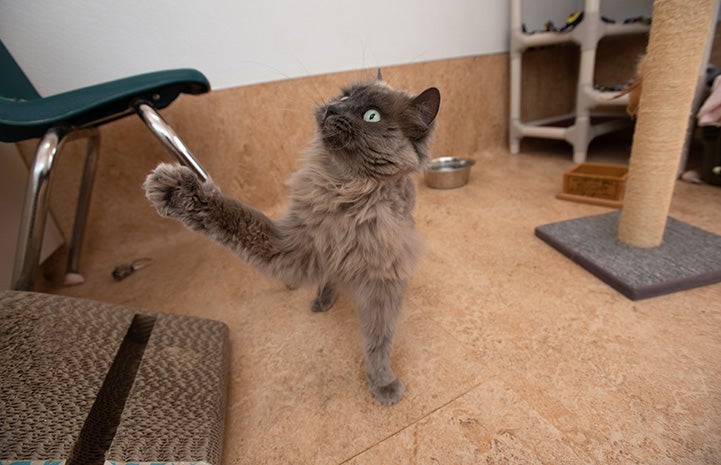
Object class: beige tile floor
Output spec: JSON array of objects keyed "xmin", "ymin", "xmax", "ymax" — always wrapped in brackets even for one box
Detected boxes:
[{"xmin": 39, "ymin": 137, "xmax": 721, "ymax": 464}]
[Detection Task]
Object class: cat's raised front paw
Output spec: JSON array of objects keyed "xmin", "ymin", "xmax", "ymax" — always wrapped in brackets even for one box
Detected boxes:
[
  {"xmin": 143, "ymin": 163, "xmax": 207, "ymax": 219},
  {"xmin": 371, "ymin": 378, "xmax": 405, "ymax": 406}
]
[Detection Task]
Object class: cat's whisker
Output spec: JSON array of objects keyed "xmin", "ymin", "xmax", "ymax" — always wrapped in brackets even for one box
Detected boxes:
[
  {"xmin": 234, "ymin": 60, "xmax": 328, "ymax": 111},
  {"xmin": 291, "ymin": 56, "xmax": 329, "ymax": 106},
  {"xmin": 276, "ymin": 107, "xmax": 305, "ymax": 114}
]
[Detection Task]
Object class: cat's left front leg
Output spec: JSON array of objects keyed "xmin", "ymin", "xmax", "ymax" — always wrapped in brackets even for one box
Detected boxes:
[{"xmin": 354, "ymin": 279, "xmax": 406, "ymax": 406}]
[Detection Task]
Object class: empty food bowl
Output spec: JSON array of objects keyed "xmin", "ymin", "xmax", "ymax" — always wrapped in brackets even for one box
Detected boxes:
[{"xmin": 425, "ymin": 157, "xmax": 476, "ymax": 189}]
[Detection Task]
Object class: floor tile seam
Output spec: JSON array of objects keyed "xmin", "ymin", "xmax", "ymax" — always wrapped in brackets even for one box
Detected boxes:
[
  {"xmin": 419, "ymin": 310, "xmax": 525, "ymax": 371},
  {"xmin": 336, "ymin": 378, "xmax": 490, "ymax": 464},
  {"xmin": 492, "ymin": 369, "xmax": 603, "ymax": 465},
  {"xmin": 418, "ymin": 310, "xmax": 603, "ymax": 465}
]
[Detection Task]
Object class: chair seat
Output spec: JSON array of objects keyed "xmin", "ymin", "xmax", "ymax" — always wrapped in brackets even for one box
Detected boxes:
[{"xmin": 0, "ymin": 68, "xmax": 209, "ymax": 142}]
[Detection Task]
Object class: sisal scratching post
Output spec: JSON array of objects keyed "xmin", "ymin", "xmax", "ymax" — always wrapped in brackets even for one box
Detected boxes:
[
  {"xmin": 618, "ymin": 0, "xmax": 717, "ymax": 248},
  {"xmin": 535, "ymin": 0, "xmax": 721, "ymax": 300}
]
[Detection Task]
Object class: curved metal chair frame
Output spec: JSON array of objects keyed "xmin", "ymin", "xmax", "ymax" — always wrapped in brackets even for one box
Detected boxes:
[{"xmin": 1, "ymin": 41, "xmax": 211, "ymax": 290}]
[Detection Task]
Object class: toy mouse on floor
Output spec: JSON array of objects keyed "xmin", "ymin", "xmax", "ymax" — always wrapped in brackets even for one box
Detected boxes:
[{"xmin": 144, "ymin": 72, "xmax": 440, "ymax": 405}]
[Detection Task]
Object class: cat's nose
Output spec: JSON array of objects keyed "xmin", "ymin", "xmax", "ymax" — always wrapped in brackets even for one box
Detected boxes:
[{"xmin": 324, "ymin": 105, "xmax": 338, "ymax": 120}]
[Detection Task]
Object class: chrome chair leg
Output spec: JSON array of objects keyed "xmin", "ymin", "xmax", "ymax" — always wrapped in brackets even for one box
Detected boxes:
[
  {"xmin": 13, "ymin": 103, "xmax": 209, "ymax": 290},
  {"xmin": 133, "ymin": 100, "xmax": 210, "ymax": 182},
  {"xmin": 64, "ymin": 129, "xmax": 100, "ymax": 284},
  {"xmin": 12, "ymin": 126, "xmax": 70, "ymax": 290}
]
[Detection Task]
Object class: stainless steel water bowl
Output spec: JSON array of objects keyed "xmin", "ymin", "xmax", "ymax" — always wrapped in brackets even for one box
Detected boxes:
[{"xmin": 425, "ymin": 157, "xmax": 476, "ymax": 189}]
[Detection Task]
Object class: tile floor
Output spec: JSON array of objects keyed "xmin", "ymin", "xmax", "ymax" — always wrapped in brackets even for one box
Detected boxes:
[{"xmin": 38, "ymin": 139, "xmax": 721, "ymax": 464}]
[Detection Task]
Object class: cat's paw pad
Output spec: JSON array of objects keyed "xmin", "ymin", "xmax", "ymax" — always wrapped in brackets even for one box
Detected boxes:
[
  {"xmin": 144, "ymin": 163, "xmax": 205, "ymax": 218},
  {"xmin": 371, "ymin": 378, "xmax": 405, "ymax": 406}
]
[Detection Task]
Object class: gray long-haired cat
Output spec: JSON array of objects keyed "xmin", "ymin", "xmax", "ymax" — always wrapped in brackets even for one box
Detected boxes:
[{"xmin": 143, "ymin": 74, "xmax": 440, "ymax": 405}]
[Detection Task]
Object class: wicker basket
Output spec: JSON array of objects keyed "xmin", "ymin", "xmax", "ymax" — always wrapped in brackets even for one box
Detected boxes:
[{"xmin": 557, "ymin": 162, "xmax": 628, "ymax": 208}]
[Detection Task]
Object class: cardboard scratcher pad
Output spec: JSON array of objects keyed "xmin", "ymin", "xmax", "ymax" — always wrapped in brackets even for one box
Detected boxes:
[
  {"xmin": 0, "ymin": 290, "xmax": 228, "ymax": 465},
  {"xmin": 535, "ymin": 211, "xmax": 721, "ymax": 300}
]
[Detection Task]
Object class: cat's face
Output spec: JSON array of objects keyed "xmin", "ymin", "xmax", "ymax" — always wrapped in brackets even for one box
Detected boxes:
[{"xmin": 315, "ymin": 80, "xmax": 440, "ymax": 178}]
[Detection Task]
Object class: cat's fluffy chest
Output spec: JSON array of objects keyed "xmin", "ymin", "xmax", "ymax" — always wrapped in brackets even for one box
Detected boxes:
[{"xmin": 287, "ymin": 166, "xmax": 422, "ymax": 281}]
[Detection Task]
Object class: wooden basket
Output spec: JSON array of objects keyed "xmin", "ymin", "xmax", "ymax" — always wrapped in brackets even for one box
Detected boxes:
[{"xmin": 556, "ymin": 162, "xmax": 628, "ymax": 208}]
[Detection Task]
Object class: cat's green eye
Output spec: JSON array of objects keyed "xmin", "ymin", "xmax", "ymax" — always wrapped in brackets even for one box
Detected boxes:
[{"xmin": 363, "ymin": 109, "xmax": 381, "ymax": 123}]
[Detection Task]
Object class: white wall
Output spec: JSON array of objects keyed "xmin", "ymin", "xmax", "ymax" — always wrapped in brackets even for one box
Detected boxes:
[
  {"xmin": 0, "ymin": 1, "xmax": 653, "ymax": 96},
  {"xmin": 0, "ymin": 0, "xmax": 507, "ymax": 95}
]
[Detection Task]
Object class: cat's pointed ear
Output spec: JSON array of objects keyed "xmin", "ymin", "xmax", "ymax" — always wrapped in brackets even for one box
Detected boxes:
[
  {"xmin": 403, "ymin": 87, "xmax": 441, "ymax": 144},
  {"xmin": 376, "ymin": 68, "xmax": 384, "ymax": 81},
  {"xmin": 412, "ymin": 87, "xmax": 441, "ymax": 127}
]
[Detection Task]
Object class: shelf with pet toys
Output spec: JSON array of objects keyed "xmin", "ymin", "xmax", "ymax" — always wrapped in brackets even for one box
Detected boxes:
[{"xmin": 509, "ymin": 0, "xmax": 651, "ymax": 163}]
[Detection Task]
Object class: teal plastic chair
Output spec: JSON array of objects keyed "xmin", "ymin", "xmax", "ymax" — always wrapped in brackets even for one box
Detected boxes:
[{"xmin": 1, "ymin": 41, "xmax": 211, "ymax": 290}]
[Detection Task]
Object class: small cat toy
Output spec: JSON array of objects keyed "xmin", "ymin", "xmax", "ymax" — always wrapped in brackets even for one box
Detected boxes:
[
  {"xmin": 144, "ymin": 72, "xmax": 440, "ymax": 405},
  {"xmin": 112, "ymin": 257, "xmax": 152, "ymax": 281}
]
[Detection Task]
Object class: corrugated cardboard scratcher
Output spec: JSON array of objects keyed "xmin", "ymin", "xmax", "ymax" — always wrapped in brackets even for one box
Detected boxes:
[{"xmin": 0, "ymin": 290, "xmax": 229, "ymax": 465}]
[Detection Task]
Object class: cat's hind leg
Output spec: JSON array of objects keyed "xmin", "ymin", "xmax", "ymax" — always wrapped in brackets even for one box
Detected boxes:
[
  {"xmin": 354, "ymin": 279, "xmax": 406, "ymax": 405},
  {"xmin": 311, "ymin": 282, "xmax": 336, "ymax": 313}
]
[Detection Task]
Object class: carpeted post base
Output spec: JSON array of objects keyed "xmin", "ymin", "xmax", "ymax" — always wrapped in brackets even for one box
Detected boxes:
[{"xmin": 535, "ymin": 212, "xmax": 721, "ymax": 300}]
